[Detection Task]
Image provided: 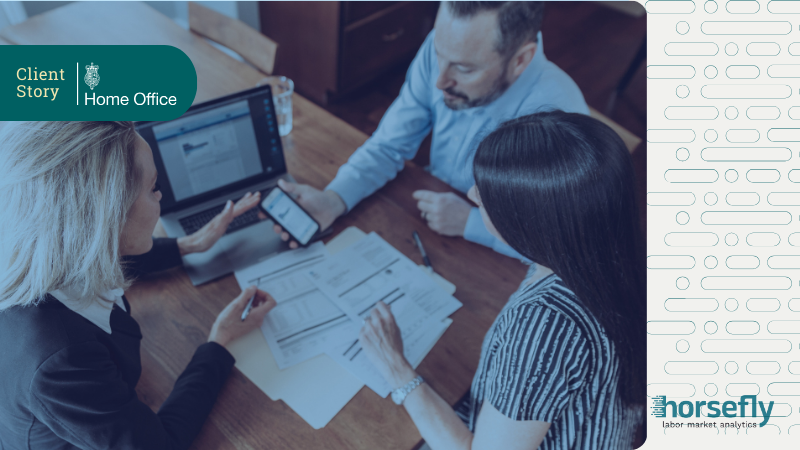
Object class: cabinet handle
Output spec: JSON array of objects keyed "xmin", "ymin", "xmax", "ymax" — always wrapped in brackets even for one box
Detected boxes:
[{"xmin": 382, "ymin": 28, "xmax": 405, "ymax": 42}]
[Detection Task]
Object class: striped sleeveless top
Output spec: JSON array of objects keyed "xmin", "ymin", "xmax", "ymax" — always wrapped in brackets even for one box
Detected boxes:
[{"xmin": 462, "ymin": 272, "xmax": 642, "ymax": 449}]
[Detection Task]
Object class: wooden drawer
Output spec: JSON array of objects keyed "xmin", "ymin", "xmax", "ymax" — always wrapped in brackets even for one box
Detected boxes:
[
  {"xmin": 342, "ymin": 1, "xmax": 399, "ymax": 25},
  {"xmin": 339, "ymin": 2, "xmax": 437, "ymax": 92}
]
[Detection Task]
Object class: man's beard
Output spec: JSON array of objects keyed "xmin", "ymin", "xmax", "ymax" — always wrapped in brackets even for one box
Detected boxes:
[{"xmin": 442, "ymin": 66, "xmax": 511, "ymax": 111}]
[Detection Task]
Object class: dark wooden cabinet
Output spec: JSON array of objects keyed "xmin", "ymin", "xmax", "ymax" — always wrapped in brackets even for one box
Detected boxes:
[{"xmin": 260, "ymin": 1, "xmax": 439, "ymax": 104}]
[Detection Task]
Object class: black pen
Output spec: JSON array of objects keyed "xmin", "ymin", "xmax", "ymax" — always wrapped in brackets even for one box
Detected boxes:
[
  {"xmin": 412, "ymin": 230, "xmax": 434, "ymax": 273},
  {"xmin": 241, "ymin": 294, "xmax": 256, "ymax": 321}
]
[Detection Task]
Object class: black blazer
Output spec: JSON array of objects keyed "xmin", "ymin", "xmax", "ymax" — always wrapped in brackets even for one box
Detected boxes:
[{"xmin": 0, "ymin": 239, "xmax": 235, "ymax": 450}]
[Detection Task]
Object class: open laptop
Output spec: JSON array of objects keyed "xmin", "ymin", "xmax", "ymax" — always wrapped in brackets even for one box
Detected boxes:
[{"xmin": 137, "ymin": 85, "xmax": 293, "ymax": 285}]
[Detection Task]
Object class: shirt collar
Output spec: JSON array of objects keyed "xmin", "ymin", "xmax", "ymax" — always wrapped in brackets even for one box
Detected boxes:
[{"xmin": 49, "ymin": 286, "xmax": 126, "ymax": 334}]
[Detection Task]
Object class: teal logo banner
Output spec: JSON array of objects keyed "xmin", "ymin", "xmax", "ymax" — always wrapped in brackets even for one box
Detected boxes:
[{"xmin": 0, "ymin": 45, "xmax": 197, "ymax": 120}]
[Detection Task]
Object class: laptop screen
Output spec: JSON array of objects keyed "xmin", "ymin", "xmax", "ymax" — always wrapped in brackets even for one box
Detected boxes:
[
  {"xmin": 152, "ymin": 100, "xmax": 263, "ymax": 202},
  {"xmin": 137, "ymin": 85, "xmax": 286, "ymax": 213}
]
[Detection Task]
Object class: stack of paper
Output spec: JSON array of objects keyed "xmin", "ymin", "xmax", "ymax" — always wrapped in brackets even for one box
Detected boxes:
[{"xmin": 229, "ymin": 227, "xmax": 461, "ymax": 427}]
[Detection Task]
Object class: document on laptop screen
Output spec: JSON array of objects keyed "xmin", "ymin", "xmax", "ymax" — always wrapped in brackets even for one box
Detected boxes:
[{"xmin": 153, "ymin": 100, "xmax": 263, "ymax": 201}]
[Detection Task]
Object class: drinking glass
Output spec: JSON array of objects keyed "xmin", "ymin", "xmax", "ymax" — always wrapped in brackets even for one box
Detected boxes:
[{"xmin": 257, "ymin": 76, "xmax": 294, "ymax": 136}]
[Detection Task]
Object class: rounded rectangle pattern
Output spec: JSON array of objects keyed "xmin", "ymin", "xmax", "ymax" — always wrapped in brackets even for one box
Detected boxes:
[
  {"xmin": 647, "ymin": 255, "xmax": 696, "ymax": 269},
  {"xmin": 665, "ymin": 298, "xmax": 719, "ymax": 311},
  {"xmin": 701, "ymin": 276, "xmax": 791, "ymax": 289},
  {"xmin": 747, "ymin": 42, "xmax": 780, "ymax": 56},
  {"xmin": 726, "ymin": 255, "xmax": 760, "ymax": 269},
  {"xmin": 748, "ymin": 298, "xmax": 782, "ymax": 311},
  {"xmin": 701, "ymin": 211, "xmax": 792, "ymax": 225},
  {"xmin": 767, "ymin": 321, "xmax": 800, "ymax": 333},
  {"xmin": 768, "ymin": 1, "xmax": 800, "ymax": 13},
  {"xmin": 701, "ymin": 147, "xmax": 791, "ymax": 161},
  {"xmin": 726, "ymin": 320, "xmax": 761, "ymax": 334},
  {"xmin": 664, "ymin": 361, "xmax": 719, "ymax": 375},
  {"xmin": 648, "ymin": 129, "xmax": 696, "ymax": 142},
  {"xmin": 789, "ymin": 170, "xmax": 800, "ymax": 183},
  {"xmin": 701, "ymin": 339, "xmax": 792, "ymax": 352},
  {"xmin": 727, "ymin": 65, "xmax": 760, "ymax": 78},
  {"xmin": 701, "ymin": 21, "xmax": 792, "ymax": 34},
  {"xmin": 747, "ymin": 106, "xmax": 781, "ymax": 119},
  {"xmin": 746, "ymin": 361, "xmax": 780, "ymax": 375},
  {"xmin": 726, "ymin": 192, "xmax": 760, "ymax": 205},
  {"xmin": 647, "ymin": 192, "xmax": 696, "ymax": 205},
  {"xmin": 789, "ymin": 298, "xmax": 800, "ymax": 311},
  {"xmin": 703, "ymin": 84, "xmax": 792, "ymax": 99},
  {"xmin": 647, "ymin": 65, "xmax": 696, "ymax": 78},
  {"xmin": 767, "ymin": 382, "xmax": 800, "ymax": 395},
  {"xmin": 664, "ymin": 232, "xmax": 719, "ymax": 246},
  {"xmin": 746, "ymin": 232, "xmax": 781, "ymax": 246},
  {"xmin": 726, "ymin": 0, "xmax": 761, "ymax": 13},
  {"xmin": 647, "ymin": 383, "xmax": 696, "ymax": 398},
  {"xmin": 789, "ymin": 362, "xmax": 800, "ymax": 374},
  {"xmin": 646, "ymin": 0, "xmax": 697, "ymax": 13},
  {"xmin": 767, "ymin": 64, "xmax": 800, "ymax": 77},
  {"xmin": 726, "ymin": 129, "xmax": 760, "ymax": 142},
  {"xmin": 767, "ymin": 192, "xmax": 800, "ymax": 205},
  {"xmin": 664, "ymin": 42, "xmax": 719, "ymax": 56},
  {"xmin": 768, "ymin": 128, "xmax": 800, "ymax": 141},
  {"xmin": 665, "ymin": 106, "xmax": 719, "ymax": 120},
  {"xmin": 648, "ymin": 320, "xmax": 696, "ymax": 334},
  {"xmin": 747, "ymin": 169, "xmax": 781, "ymax": 183},
  {"xmin": 665, "ymin": 169, "xmax": 719, "ymax": 183},
  {"xmin": 726, "ymin": 383, "xmax": 760, "ymax": 397},
  {"xmin": 767, "ymin": 255, "xmax": 800, "ymax": 268}
]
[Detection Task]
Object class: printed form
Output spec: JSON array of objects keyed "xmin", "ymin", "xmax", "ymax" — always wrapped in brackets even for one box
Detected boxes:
[
  {"xmin": 235, "ymin": 243, "xmax": 355, "ymax": 369},
  {"xmin": 306, "ymin": 232, "xmax": 462, "ymax": 396}
]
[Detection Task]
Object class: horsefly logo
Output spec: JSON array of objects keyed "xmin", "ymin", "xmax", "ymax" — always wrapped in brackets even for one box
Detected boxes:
[{"xmin": 84, "ymin": 63, "xmax": 100, "ymax": 91}]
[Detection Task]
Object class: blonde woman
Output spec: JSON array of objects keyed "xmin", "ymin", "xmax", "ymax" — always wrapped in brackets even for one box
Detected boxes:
[{"xmin": 0, "ymin": 121, "xmax": 275, "ymax": 449}]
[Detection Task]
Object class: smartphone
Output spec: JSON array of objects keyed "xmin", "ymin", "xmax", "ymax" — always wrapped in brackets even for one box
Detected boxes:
[{"xmin": 260, "ymin": 186, "xmax": 321, "ymax": 246}]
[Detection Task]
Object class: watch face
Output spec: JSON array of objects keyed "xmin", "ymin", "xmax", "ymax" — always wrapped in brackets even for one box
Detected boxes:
[{"xmin": 391, "ymin": 390, "xmax": 403, "ymax": 405}]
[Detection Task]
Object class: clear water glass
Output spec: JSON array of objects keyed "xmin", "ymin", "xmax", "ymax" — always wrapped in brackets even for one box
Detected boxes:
[{"xmin": 257, "ymin": 76, "xmax": 294, "ymax": 136}]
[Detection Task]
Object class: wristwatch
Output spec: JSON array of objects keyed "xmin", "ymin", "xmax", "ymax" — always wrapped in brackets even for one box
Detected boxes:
[{"xmin": 391, "ymin": 375, "xmax": 425, "ymax": 405}]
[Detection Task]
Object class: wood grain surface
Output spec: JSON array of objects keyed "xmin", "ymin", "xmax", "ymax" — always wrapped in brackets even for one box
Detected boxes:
[{"xmin": 1, "ymin": 3, "xmax": 527, "ymax": 449}]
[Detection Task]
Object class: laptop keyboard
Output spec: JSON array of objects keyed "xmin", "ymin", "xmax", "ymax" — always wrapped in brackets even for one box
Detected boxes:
[{"xmin": 179, "ymin": 203, "xmax": 261, "ymax": 236}]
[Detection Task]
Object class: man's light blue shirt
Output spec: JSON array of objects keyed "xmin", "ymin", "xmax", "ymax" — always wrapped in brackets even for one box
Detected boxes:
[{"xmin": 327, "ymin": 31, "xmax": 589, "ymax": 258}]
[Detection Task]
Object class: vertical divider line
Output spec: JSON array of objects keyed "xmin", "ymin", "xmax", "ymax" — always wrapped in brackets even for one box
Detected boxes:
[{"xmin": 76, "ymin": 63, "xmax": 78, "ymax": 105}]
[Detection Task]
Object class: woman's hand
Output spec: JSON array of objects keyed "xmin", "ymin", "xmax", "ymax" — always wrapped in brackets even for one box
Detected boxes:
[
  {"xmin": 359, "ymin": 302, "xmax": 417, "ymax": 390},
  {"xmin": 208, "ymin": 285, "xmax": 276, "ymax": 348},
  {"xmin": 177, "ymin": 192, "xmax": 262, "ymax": 255}
]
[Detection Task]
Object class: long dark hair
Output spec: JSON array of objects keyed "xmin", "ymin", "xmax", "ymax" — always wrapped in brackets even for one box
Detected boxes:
[{"xmin": 472, "ymin": 110, "xmax": 645, "ymax": 407}]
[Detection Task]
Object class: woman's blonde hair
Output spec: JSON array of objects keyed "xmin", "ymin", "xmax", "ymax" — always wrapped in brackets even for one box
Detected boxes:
[{"xmin": 0, "ymin": 121, "xmax": 141, "ymax": 310}]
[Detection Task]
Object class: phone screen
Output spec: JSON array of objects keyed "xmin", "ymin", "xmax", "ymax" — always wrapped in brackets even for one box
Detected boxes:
[{"xmin": 261, "ymin": 187, "xmax": 320, "ymax": 245}]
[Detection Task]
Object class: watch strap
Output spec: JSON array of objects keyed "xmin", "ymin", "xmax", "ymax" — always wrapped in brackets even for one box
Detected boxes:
[{"xmin": 391, "ymin": 375, "xmax": 424, "ymax": 405}]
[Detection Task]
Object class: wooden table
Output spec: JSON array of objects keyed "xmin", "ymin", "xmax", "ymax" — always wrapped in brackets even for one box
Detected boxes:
[{"xmin": 1, "ymin": 3, "xmax": 527, "ymax": 449}]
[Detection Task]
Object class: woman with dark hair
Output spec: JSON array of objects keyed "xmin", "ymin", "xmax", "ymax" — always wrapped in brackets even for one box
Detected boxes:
[{"xmin": 359, "ymin": 110, "xmax": 645, "ymax": 449}]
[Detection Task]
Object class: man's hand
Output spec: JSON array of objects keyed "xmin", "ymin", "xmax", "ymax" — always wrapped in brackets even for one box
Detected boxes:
[
  {"xmin": 177, "ymin": 192, "xmax": 261, "ymax": 255},
  {"xmin": 272, "ymin": 179, "xmax": 346, "ymax": 249},
  {"xmin": 412, "ymin": 190, "xmax": 471, "ymax": 237}
]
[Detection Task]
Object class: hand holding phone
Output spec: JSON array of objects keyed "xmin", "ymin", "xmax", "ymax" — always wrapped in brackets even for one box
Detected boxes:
[{"xmin": 260, "ymin": 186, "xmax": 321, "ymax": 246}]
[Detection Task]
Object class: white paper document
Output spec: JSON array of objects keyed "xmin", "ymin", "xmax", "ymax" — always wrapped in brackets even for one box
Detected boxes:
[
  {"xmin": 327, "ymin": 317, "xmax": 453, "ymax": 397},
  {"xmin": 307, "ymin": 232, "xmax": 463, "ymax": 324},
  {"xmin": 308, "ymin": 232, "xmax": 463, "ymax": 395},
  {"xmin": 235, "ymin": 243, "xmax": 355, "ymax": 369}
]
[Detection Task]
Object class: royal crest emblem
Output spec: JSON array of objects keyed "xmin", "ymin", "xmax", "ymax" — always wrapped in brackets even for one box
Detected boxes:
[{"xmin": 84, "ymin": 63, "xmax": 100, "ymax": 91}]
